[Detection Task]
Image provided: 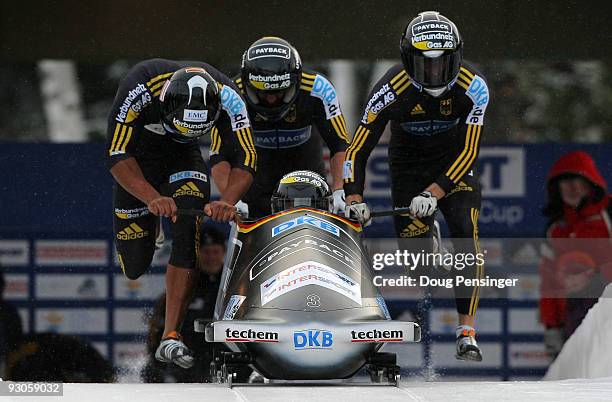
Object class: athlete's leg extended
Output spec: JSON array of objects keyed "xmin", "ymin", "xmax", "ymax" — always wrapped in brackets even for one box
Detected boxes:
[
  {"xmin": 155, "ymin": 159, "xmax": 210, "ymax": 369},
  {"xmin": 113, "ymin": 185, "xmax": 157, "ymax": 280},
  {"xmin": 163, "ymin": 163, "xmax": 210, "ymax": 338},
  {"xmin": 438, "ymin": 176, "xmax": 483, "ymax": 320},
  {"xmin": 438, "ymin": 173, "xmax": 483, "ymax": 360}
]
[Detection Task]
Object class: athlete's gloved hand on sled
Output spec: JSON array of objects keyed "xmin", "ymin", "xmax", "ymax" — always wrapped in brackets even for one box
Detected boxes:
[
  {"xmin": 332, "ymin": 189, "xmax": 346, "ymax": 214},
  {"xmin": 409, "ymin": 191, "xmax": 438, "ymax": 218},
  {"xmin": 235, "ymin": 200, "xmax": 249, "ymax": 218},
  {"xmin": 345, "ymin": 202, "xmax": 372, "ymax": 227}
]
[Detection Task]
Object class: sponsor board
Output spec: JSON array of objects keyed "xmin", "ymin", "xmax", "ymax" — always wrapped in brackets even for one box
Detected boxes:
[
  {"xmin": 114, "ymin": 309, "xmax": 148, "ymax": 334},
  {"xmin": 35, "ymin": 308, "xmax": 107, "ymax": 334},
  {"xmin": 479, "ymin": 239, "xmax": 503, "ymax": 267},
  {"xmin": 508, "ymin": 342, "xmax": 550, "ymax": 368},
  {"xmin": 272, "ymin": 215, "xmax": 340, "ymax": 237},
  {"xmin": 260, "ymin": 260, "xmax": 361, "ymax": 305},
  {"xmin": 223, "ymin": 295, "xmax": 246, "ymax": 320},
  {"xmin": 0, "ymin": 240, "xmax": 29, "ymax": 266},
  {"xmin": 4, "ymin": 274, "xmax": 29, "ymax": 300},
  {"xmin": 432, "ymin": 342, "xmax": 502, "ymax": 368},
  {"xmin": 479, "ymin": 201, "xmax": 524, "ymax": 228},
  {"xmin": 383, "ymin": 343, "xmax": 423, "ymax": 368},
  {"xmin": 92, "ymin": 342, "xmax": 109, "ymax": 358},
  {"xmin": 430, "ymin": 308, "xmax": 461, "ymax": 335},
  {"xmin": 294, "ymin": 329, "xmax": 333, "ymax": 349},
  {"xmin": 18, "ymin": 308, "xmax": 29, "ymax": 332},
  {"xmin": 113, "ymin": 342, "xmax": 147, "ymax": 371},
  {"xmin": 35, "ymin": 240, "xmax": 108, "ymax": 266},
  {"xmin": 224, "ymin": 328, "xmax": 279, "ymax": 342},
  {"xmin": 509, "ymin": 309, "xmax": 545, "ymax": 334},
  {"xmin": 114, "ymin": 274, "xmax": 165, "ymax": 300},
  {"xmin": 508, "ymin": 274, "xmax": 540, "ymax": 300},
  {"xmin": 363, "ymin": 145, "xmax": 392, "ymax": 198},
  {"xmin": 479, "ymin": 147, "xmax": 525, "ymax": 197},
  {"xmin": 36, "ymin": 274, "xmax": 107, "ymax": 299},
  {"xmin": 430, "ymin": 308, "xmax": 501, "ymax": 335},
  {"xmin": 510, "ymin": 241, "xmax": 542, "ymax": 265}
]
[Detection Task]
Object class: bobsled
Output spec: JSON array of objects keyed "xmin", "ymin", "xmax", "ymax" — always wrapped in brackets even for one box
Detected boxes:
[{"xmin": 195, "ymin": 208, "xmax": 420, "ymax": 386}]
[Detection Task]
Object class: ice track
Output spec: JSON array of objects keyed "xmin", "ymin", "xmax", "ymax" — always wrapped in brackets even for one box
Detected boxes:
[{"xmin": 5, "ymin": 378, "xmax": 612, "ymax": 402}]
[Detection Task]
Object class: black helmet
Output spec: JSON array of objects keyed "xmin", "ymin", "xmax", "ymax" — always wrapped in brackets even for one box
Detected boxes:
[
  {"xmin": 400, "ymin": 11, "xmax": 463, "ymax": 94},
  {"xmin": 160, "ymin": 67, "xmax": 221, "ymax": 143},
  {"xmin": 241, "ymin": 37, "xmax": 302, "ymax": 121},
  {"xmin": 271, "ymin": 170, "xmax": 332, "ymax": 213}
]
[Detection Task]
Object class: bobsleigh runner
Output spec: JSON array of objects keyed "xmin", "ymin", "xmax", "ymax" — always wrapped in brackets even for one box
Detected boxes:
[{"xmin": 195, "ymin": 207, "xmax": 420, "ymax": 387}]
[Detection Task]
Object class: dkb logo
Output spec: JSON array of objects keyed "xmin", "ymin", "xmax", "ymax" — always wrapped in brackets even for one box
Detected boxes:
[
  {"xmin": 293, "ymin": 329, "xmax": 333, "ymax": 349},
  {"xmin": 272, "ymin": 215, "xmax": 340, "ymax": 237}
]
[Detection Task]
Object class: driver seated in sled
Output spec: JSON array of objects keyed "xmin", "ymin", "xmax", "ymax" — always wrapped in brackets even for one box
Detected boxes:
[{"xmin": 270, "ymin": 170, "xmax": 335, "ymax": 214}]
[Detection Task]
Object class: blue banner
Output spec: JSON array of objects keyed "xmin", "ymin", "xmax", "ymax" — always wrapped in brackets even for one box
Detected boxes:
[
  {"xmin": 1, "ymin": 143, "xmax": 611, "ymax": 237},
  {"xmin": 361, "ymin": 143, "xmax": 612, "ymax": 237}
]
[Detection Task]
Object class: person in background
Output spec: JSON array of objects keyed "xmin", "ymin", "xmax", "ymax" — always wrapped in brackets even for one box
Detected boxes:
[
  {"xmin": 540, "ymin": 150, "xmax": 612, "ymax": 359},
  {"xmin": 6, "ymin": 333, "xmax": 114, "ymax": 382},
  {"xmin": 143, "ymin": 226, "xmax": 249, "ymax": 382},
  {"xmin": 0, "ymin": 271, "xmax": 23, "ymax": 377}
]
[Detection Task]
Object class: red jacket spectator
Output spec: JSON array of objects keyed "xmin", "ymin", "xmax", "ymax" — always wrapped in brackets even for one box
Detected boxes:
[{"xmin": 539, "ymin": 151, "xmax": 611, "ymax": 356}]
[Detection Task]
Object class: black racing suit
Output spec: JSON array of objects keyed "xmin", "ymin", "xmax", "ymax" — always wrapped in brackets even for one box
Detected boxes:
[
  {"xmin": 211, "ymin": 69, "xmax": 350, "ymax": 218},
  {"xmin": 106, "ymin": 59, "xmax": 256, "ymax": 279},
  {"xmin": 344, "ymin": 61, "xmax": 490, "ymax": 316}
]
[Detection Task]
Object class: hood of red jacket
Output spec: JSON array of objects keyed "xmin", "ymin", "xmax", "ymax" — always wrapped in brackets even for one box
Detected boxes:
[
  {"xmin": 547, "ymin": 151, "xmax": 609, "ymax": 221},
  {"xmin": 548, "ymin": 151, "xmax": 607, "ymax": 190}
]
